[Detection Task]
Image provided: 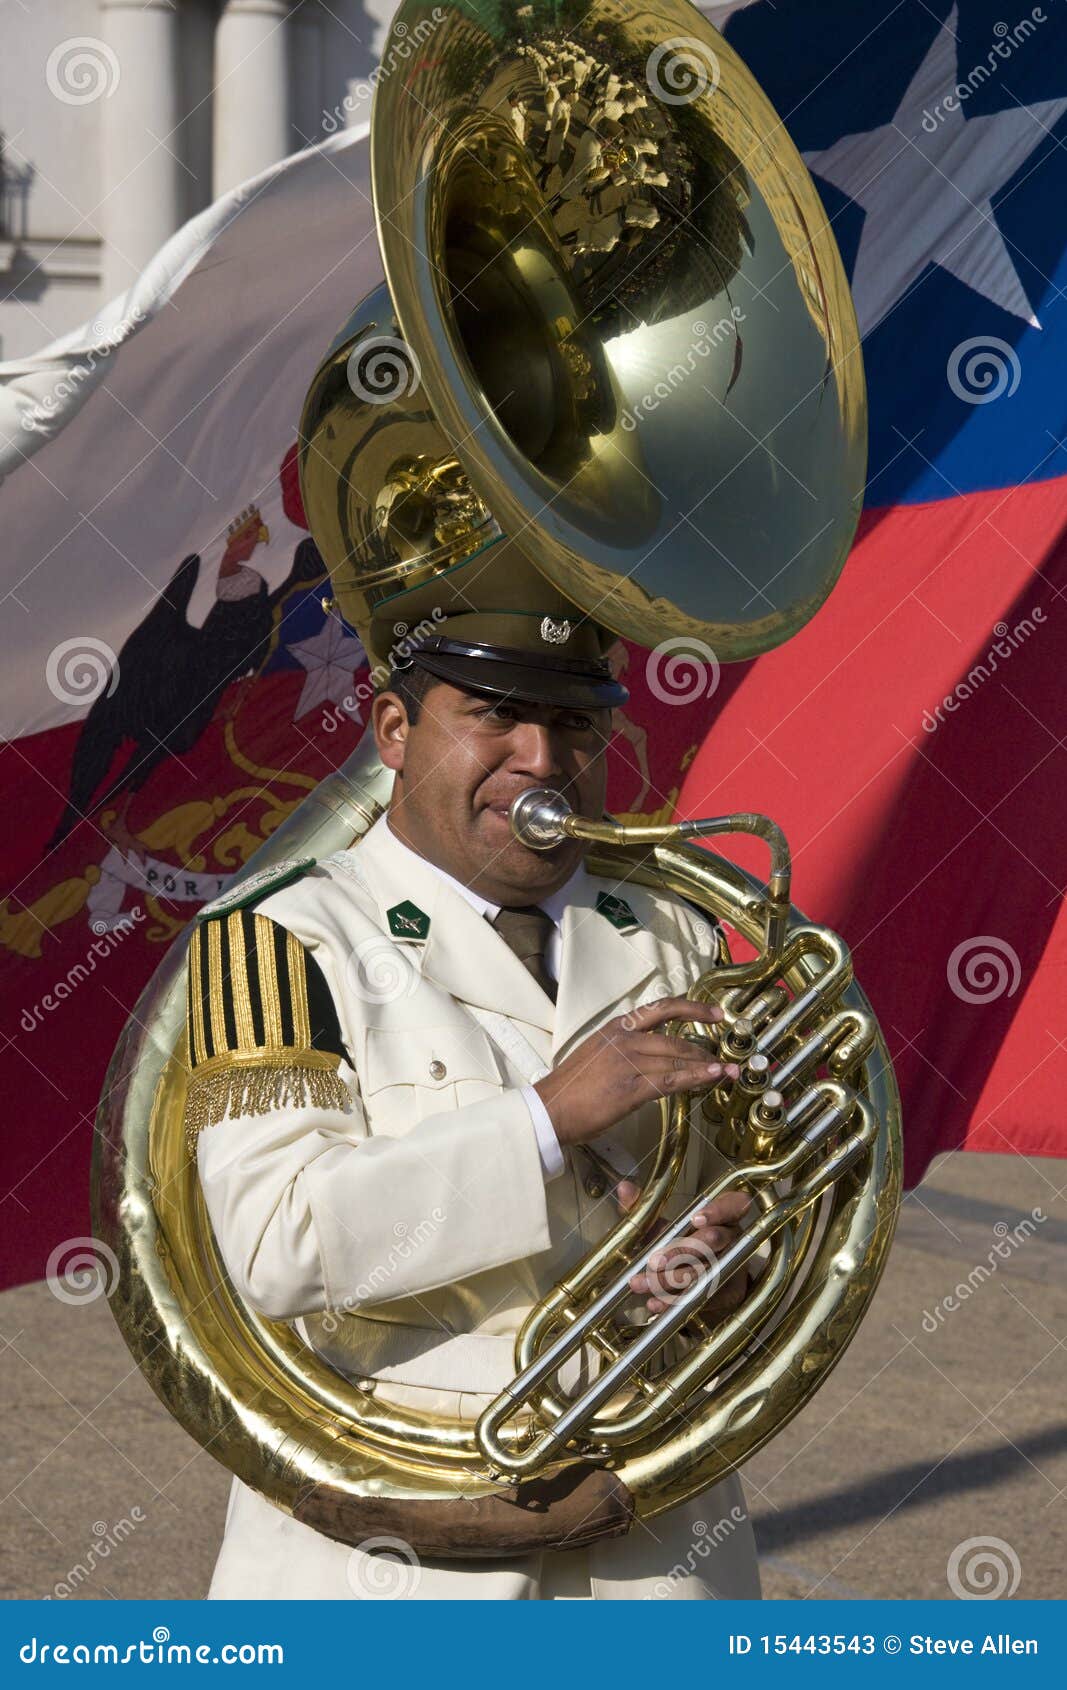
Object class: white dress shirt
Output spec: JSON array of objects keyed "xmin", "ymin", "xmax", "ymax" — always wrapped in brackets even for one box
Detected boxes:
[{"xmin": 383, "ymin": 817, "xmax": 574, "ymax": 1180}]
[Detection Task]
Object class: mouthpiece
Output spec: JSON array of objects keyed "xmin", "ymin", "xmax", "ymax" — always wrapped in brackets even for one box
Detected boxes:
[{"xmin": 509, "ymin": 788, "xmax": 574, "ymax": 850}]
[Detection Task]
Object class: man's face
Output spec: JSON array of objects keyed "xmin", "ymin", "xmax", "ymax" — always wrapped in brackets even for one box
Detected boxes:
[{"xmin": 372, "ymin": 676, "xmax": 612, "ymax": 904}]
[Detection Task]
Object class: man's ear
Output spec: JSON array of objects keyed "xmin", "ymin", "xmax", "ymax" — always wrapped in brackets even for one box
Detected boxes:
[{"xmin": 372, "ymin": 691, "xmax": 409, "ymax": 775}]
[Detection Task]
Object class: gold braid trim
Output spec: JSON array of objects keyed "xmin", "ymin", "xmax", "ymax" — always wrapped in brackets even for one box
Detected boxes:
[{"xmin": 184, "ymin": 1047, "xmax": 351, "ymax": 1155}]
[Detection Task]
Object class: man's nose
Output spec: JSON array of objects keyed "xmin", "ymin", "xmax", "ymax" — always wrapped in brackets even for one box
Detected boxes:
[{"xmin": 509, "ymin": 720, "xmax": 562, "ymax": 779}]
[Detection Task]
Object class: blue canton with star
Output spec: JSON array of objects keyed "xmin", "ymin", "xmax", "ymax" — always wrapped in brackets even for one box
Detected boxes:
[{"xmin": 721, "ymin": 0, "xmax": 1067, "ymax": 504}]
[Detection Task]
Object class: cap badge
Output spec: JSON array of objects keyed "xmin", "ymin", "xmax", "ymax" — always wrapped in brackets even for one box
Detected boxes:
[{"xmin": 540, "ymin": 616, "xmax": 572, "ymax": 645}]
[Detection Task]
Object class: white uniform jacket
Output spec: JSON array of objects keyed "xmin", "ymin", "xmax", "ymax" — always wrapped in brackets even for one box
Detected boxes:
[{"xmin": 193, "ymin": 812, "xmax": 762, "ymax": 1600}]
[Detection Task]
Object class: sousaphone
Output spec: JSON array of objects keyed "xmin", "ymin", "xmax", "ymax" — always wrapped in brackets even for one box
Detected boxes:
[{"xmin": 93, "ymin": 0, "xmax": 899, "ymax": 1558}]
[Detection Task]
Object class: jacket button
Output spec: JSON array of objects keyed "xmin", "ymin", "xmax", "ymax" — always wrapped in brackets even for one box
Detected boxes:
[
  {"xmin": 429, "ymin": 1059, "xmax": 447, "ymax": 1080},
  {"xmin": 584, "ymin": 1173, "xmax": 606, "ymax": 1198}
]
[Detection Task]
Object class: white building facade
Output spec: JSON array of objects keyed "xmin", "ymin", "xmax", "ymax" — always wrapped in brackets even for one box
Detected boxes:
[{"xmin": 0, "ymin": 0, "xmax": 393, "ymax": 359}]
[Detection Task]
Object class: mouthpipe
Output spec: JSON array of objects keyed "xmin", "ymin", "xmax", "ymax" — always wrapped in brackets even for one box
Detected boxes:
[{"xmin": 509, "ymin": 789, "xmax": 792, "ymax": 898}]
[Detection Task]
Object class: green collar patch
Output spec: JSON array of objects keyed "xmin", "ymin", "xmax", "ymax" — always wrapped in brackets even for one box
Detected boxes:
[
  {"xmin": 387, "ymin": 899, "xmax": 431, "ymax": 942},
  {"xmin": 196, "ymin": 857, "xmax": 317, "ymax": 921},
  {"xmin": 595, "ymin": 891, "xmax": 639, "ymax": 932}
]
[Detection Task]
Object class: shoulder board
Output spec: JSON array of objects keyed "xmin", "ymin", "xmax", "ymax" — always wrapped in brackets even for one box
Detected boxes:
[
  {"xmin": 184, "ymin": 906, "xmax": 351, "ymax": 1148},
  {"xmin": 195, "ymin": 857, "xmax": 317, "ymax": 922}
]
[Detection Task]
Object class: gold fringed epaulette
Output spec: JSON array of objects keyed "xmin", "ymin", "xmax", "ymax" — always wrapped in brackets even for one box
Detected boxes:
[{"xmin": 184, "ymin": 908, "xmax": 353, "ymax": 1154}]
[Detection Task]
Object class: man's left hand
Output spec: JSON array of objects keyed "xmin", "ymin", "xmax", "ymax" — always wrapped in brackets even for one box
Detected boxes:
[{"xmin": 616, "ymin": 1183, "xmax": 753, "ymax": 1318}]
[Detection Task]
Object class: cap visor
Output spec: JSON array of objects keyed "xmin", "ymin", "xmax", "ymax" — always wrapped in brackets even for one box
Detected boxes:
[{"xmin": 411, "ymin": 651, "xmax": 627, "ymax": 710}]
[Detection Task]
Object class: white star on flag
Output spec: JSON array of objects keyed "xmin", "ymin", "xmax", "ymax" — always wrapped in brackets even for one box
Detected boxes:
[
  {"xmin": 287, "ymin": 617, "xmax": 367, "ymax": 722},
  {"xmin": 803, "ymin": 4, "xmax": 1067, "ymax": 337},
  {"xmin": 701, "ymin": 1, "xmax": 763, "ymax": 29}
]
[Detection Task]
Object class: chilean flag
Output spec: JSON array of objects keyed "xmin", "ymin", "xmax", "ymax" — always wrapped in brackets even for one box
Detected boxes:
[
  {"xmin": 1, "ymin": 0, "xmax": 1064, "ymax": 1291},
  {"xmin": 679, "ymin": 0, "xmax": 1067, "ymax": 1184}
]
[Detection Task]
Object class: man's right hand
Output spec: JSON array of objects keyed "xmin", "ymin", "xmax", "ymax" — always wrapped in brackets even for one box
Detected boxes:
[{"xmin": 533, "ymin": 996, "xmax": 739, "ymax": 1149}]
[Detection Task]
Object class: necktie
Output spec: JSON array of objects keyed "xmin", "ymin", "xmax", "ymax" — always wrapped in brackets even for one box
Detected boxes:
[{"xmin": 491, "ymin": 905, "xmax": 557, "ymax": 1003}]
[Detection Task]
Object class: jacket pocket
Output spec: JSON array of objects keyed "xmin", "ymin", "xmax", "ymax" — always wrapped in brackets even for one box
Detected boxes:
[{"xmin": 361, "ymin": 1024, "xmax": 506, "ymax": 1128}]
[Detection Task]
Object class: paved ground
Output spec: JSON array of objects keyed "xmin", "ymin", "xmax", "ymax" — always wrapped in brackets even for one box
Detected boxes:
[
  {"xmin": 1, "ymin": 1150, "xmax": 1063, "ymax": 1600},
  {"xmin": 747, "ymin": 1149, "xmax": 1066, "ymax": 1599}
]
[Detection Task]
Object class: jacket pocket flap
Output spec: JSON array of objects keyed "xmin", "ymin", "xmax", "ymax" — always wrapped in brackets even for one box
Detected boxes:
[{"xmin": 362, "ymin": 1025, "xmax": 504, "ymax": 1094}]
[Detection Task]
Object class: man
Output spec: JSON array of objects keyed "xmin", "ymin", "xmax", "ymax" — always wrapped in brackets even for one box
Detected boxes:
[{"xmin": 186, "ymin": 546, "xmax": 762, "ymax": 1600}]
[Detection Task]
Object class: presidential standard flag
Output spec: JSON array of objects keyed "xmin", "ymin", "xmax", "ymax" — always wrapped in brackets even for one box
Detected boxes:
[{"xmin": 2, "ymin": 0, "xmax": 1066, "ymax": 1292}]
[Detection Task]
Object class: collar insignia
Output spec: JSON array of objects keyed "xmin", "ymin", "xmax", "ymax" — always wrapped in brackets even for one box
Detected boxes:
[
  {"xmin": 387, "ymin": 899, "xmax": 431, "ymax": 942},
  {"xmin": 595, "ymin": 891, "xmax": 639, "ymax": 931}
]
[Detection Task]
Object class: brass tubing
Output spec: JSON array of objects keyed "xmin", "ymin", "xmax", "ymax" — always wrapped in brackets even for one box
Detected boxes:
[{"xmin": 477, "ymin": 1086, "xmax": 862, "ymax": 1474}]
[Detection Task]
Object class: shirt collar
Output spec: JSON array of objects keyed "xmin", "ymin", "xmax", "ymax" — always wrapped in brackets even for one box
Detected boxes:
[{"xmin": 383, "ymin": 813, "xmax": 586, "ymax": 930}]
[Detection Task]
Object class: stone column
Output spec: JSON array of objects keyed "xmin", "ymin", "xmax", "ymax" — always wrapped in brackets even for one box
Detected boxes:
[
  {"xmin": 213, "ymin": 0, "xmax": 292, "ymax": 198},
  {"xmin": 98, "ymin": 0, "xmax": 182, "ymax": 300}
]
